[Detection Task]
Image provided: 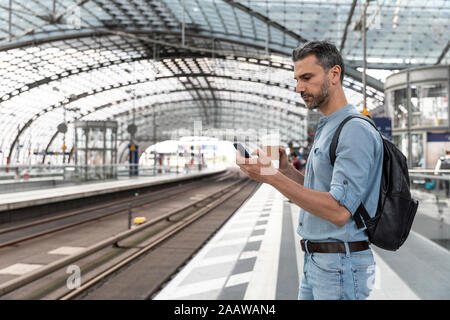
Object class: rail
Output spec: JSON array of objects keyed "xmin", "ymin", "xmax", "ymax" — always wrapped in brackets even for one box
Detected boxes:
[
  {"xmin": 0, "ymin": 177, "xmax": 250, "ymax": 297},
  {"xmin": 409, "ymin": 169, "xmax": 450, "ymax": 219},
  {"xmin": 0, "ymin": 171, "xmax": 234, "ymax": 248},
  {"xmin": 60, "ymin": 179, "xmax": 254, "ymax": 300}
]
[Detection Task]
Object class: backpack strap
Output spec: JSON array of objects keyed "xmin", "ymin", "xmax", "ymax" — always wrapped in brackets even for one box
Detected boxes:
[
  {"xmin": 354, "ymin": 203, "xmax": 372, "ymax": 229},
  {"xmin": 329, "ymin": 114, "xmax": 379, "ymax": 229},
  {"xmin": 329, "ymin": 114, "xmax": 378, "ymax": 166}
]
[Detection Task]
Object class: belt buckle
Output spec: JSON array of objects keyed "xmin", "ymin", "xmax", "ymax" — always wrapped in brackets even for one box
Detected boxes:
[{"xmin": 302, "ymin": 239, "xmax": 311, "ymax": 254}]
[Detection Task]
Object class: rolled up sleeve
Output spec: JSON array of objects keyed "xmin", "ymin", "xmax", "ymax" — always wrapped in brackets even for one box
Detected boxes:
[
  {"xmin": 329, "ymin": 120, "xmax": 379, "ymax": 216},
  {"xmin": 330, "ymin": 180, "xmax": 361, "ymax": 216}
]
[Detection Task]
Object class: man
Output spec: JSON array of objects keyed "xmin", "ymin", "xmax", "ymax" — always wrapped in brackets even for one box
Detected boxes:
[
  {"xmin": 291, "ymin": 153, "xmax": 301, "ymax": 171},
  {"xmin": 236, "ymin": 41, "xmax": 383, "ymax": 300}
]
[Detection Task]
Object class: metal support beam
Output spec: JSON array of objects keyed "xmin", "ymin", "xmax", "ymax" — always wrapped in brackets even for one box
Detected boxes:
[
  {"xmin": 362, "ymin": 1, "xmax": 368, "ymax": 109},
  {"xmin": 447, "ymin": 66, "xmax": 450, "ymax": 131},
  {"xmin": 181, "ymin": 0, "xmax": 185, "ymax": 47},
  {"xmin": 222, "ymin": 0, "xmax": 308, "ymax": 44},
  {"xmin": 44, "ymin": 94, "xmax": 306, "ymax": 161},
  {"xmin": 220, "ymin": 0, "xmax": 384, "ymax": 92},
  {"xmin": 24, "ymin": 85, "xmax": 308, "ymax": 163},
  {"xmin": 406, "ymin": 71, "xmax": 412, "ymax": 168},
  {"xmin": 194, "ymin": 58, "xmax": 219, "ymax": 127},
  {"xmin": 340, "ymin": 0, "xmax": 358, "ymax": 52},
  {"xmin": 167, "ymin": 59, "xmax": 210, "ymax": 125},
  {"xmin": 8, "ymin": 0, "xmax": 12, "ymax": 39},
  {"xmin": 41, "ymin": 131, "xmax": 59, "ymax": 164},
  {"xmin": 3, "ymin": 70, "xmax": 307, "ymax": 164},
  {"xmin": 0, "ymin": 0, "xmax": 90, "ymax": 45},
  {"xmin": 0, "ymin": 28, "xmax": 384, "ymax": 93},
  {"xmin": 436, "ymin": 41, "xmax": 450, "ymax": 65}
]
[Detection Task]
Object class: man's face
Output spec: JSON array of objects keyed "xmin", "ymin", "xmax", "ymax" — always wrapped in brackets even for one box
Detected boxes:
[{"xmin": 293, "ymin": 55, "xmax": 331, "ymax": 110}]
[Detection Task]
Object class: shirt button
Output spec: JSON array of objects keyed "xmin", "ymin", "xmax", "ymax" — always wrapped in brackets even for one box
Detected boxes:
[
  {"xmin": 343, "ymin": 180, "xmax": 348, "ymax": 185},
  {"xmin": 299, "ymin": 222, "xmax": 303, "ymax": 227}
]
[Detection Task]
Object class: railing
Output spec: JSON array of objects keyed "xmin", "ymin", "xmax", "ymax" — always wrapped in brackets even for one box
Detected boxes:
[
  {"xmin": 3, "ymin": 165, "xmax": 449, "ymax": 201},
  {"xmin": 409, "ymin": 169, "xmax": 450, "ymax": 224},
  {"xmin": 409, "ymin": 169, "xmax": 450, "ymax": 198}
]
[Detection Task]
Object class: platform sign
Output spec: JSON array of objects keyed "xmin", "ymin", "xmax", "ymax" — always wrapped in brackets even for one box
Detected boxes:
[
  {"xmin": 128, "ymin": 143, "xmax": 139, "ymax": 176},
  {"xmin": 372, "ymin": 117, "xmax": 392, "ymax": 141},
  {"xmin": 427, "ymin": 132, "xmax": 450, "ymax": 142}
]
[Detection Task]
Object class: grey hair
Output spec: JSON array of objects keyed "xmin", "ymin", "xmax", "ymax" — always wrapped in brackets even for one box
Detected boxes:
[{"xmin": 292, "ymin": 40, "xmax": 345, "ymax": 83}]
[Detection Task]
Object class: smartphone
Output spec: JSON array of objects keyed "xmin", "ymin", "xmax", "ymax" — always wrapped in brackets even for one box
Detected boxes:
[{"xmin": 233, "ymin": 142, "xmax": 252, "ymax": 158}]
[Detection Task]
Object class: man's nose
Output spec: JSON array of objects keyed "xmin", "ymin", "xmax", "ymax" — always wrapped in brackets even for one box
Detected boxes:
[{"xmin": 296, "ymin": 81, "xmax": 305, "ymax": 93}]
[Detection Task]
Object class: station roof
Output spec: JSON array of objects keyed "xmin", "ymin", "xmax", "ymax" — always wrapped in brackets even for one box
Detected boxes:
[{"xmin": 0, "ymin": 0, "xmax": 448, "ymax": 164}]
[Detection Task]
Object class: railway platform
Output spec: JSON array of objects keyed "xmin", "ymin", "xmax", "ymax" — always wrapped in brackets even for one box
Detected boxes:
[
  {"xmin": 0, "ymin": 167, "xmax": 241, "ymax": 299},
  {"xmin": 154, "ymin": 184, "xmax": 450, "ymax": 300},
  {"xmin": 0, "ymin": 171, "xmax": 449, "ymax": 300},
  {"xmin": 0, "ymin": 168, "xmax": 226, "ymax": 223}
]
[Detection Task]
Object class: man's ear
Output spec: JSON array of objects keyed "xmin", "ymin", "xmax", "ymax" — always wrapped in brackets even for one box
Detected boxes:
[{"xmin": 329, "ymin": 65, "xmax": 342, "ymax": 85}]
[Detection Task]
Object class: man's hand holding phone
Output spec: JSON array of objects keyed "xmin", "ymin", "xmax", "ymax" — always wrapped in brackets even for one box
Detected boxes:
[
  {"xmin": 233, "ymin": 142, "xmax": 252, "ymax": 159},
  {"xmin": 277, "ymin": 146, "xmax": 290, "ymax": 174},
  {"xmin": 235, "ymin": 144, "xmax": 279, "ymax": 184}
]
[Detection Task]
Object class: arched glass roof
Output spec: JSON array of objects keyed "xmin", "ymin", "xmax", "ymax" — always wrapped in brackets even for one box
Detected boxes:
[{"xmin": 0, "ymin": 0, "xmax": 448, "ymax": 165}]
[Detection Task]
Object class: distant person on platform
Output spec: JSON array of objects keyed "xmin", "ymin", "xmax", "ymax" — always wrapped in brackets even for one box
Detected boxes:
[
  {"xmin": 291, "ymin": 153, "xmax": 301, "ymax": 171},
  {"xmin": 236, "ymin": 40, "xmax": 383, "ymax": 300}
]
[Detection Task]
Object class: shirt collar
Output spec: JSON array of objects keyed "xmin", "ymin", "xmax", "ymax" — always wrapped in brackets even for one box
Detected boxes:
[{"xmin": 318, "ymin": 104, "xmax": 355, "ymax": 126}]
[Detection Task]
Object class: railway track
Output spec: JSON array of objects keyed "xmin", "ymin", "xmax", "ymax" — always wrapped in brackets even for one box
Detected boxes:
[
  {"xmin": 0, "ymin": 171, "xmax": 235, "ymax": 248},
  {"xmin": 0, "ymin": 173, "xmax": 259, "ymax": 300}
]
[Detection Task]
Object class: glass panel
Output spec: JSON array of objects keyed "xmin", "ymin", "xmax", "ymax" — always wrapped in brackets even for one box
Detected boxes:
[
  {"xmin": 105, "ymin": 127, "xmax": 113, "ymax": 149},
  {"xmin": 411, "ymin": 133, "xmax": 425, "ymax": 168},
  {"xmin": 105, "ymin": 150, "xmax": 112, "ymax": 165},
  {"xmin": 76, "ymin": 128, "xmax": 87, "ymax": 149},
  {"xmin": 112, "ymin": 132, "xmax": 117, "ymax": 151},
  {"xmin": 390, "ymin": 88, "xmax": 408, "ymax": 129},
  {"xmin": 87, "ymin": 127, "xmax": 104, "ymax": 149},
  {"xmin": 393, "ymin": 133, "xmax": 424, "ymax": 168},
  {"xmin": 104, "ymin": 150, "xmax": 113, "ymax": 178},
  {"xmin": 411, "ymin": 82, "xmax": 448, "ymax": 127},
  {"xmin": 88, "ymin": 150, "xmax": 103, "ymax": 166},
  {"xmin": 76, "ymin": 150, "xmax": 85, "ymax": 165},
  {"xmin": 393, "ymin": 134, "xmax": 408, "ymax": 159}
]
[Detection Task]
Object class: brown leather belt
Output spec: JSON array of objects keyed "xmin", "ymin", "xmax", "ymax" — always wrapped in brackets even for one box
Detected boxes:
[{"xmin": 300, "ymin": 239, "xmax": 369, "ymax": 254}]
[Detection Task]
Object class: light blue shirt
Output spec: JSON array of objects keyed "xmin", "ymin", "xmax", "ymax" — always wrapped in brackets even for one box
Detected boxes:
[{"xmin": 298, "ymin": 104, "xmax": 383, "ymax": 242}]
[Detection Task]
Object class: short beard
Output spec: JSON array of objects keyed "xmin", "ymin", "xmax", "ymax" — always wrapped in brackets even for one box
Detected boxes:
[{"xmin": 305, "ymin": 77, "xmax": 330, "ymax": 110}]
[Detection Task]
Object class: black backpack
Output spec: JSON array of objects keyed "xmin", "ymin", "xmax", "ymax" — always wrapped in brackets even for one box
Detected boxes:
[{"xmin": 330, "ymin": 115, "xmax": 419, "ymax": 251}]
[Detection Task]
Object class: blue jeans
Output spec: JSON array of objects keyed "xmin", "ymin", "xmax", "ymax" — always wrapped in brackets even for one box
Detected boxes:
[{"xmin": 298, "ymin": 244, "xmax": 376, "ymax": 300}]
